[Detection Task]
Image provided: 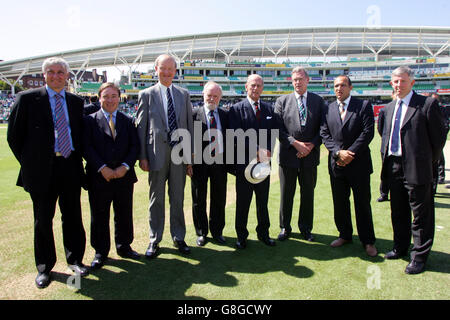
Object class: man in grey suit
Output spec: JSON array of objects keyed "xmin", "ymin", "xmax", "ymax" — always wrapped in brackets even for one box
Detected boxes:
[
  {"xmin": 274, "ymin": 67, "xmax": 326, "ymax": 242},
  {"xmin": 136, "ymin": 54, "xmax": 194, "ymax": 258}
]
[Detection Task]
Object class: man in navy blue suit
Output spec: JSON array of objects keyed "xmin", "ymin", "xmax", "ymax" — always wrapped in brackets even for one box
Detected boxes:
[
  {"xmin": 83, "ymin": 82, "xmax": 140, "ymax": 270},
  {"xmin": 320, "ymin": 75, "xmax": 378, "ymax": 257},
  {"xmin": 228, "ymin": 74, "xmax": 278, "ymax": 249}
]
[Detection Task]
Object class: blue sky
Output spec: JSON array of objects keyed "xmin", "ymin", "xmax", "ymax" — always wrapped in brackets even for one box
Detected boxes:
[{"xmin": 1, "ymin": 0, "xmax": 448, "ymax": 62}]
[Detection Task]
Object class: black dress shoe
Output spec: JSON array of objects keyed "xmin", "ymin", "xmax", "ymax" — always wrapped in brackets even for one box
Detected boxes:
[
  {"xmin": 91, "ymin": 256, "xmax": 107, "ymax": 270},
  {"xmin": 174, "ymin": 240, "xmax": 191, "ymax": 254},
  {"xmin": 301, "ymin": 232, "xmax": 315, "ymax": 242},
  {"xmin": 213, "ymin": 235, "xmax": 226, "ymax": 244},
  {"xmin": 258, "ymin": 236, "xmax": 276, "ymax": 246},
  {"xmin": 277, "ymin": 229, "xmax": 291, "ymax": 241},
  {"xmin": 68, "ymin": 263, "xmax": 89, "ymax": 277},
  {"xmin": 117, "ymin": 249, "xmax": 141, "ymax": 260},
  {"xmin": 196, "ymin": 236, "xmax": 207, "ymax": 247},
  {"xmin": 405, "ymin": 260, "xmax": 425, "ymax": 274},
  {"xmin": 35, "ymin": 272, "xmax": 51, "ymax": 289},
  {"xmin": 377, "ymin": 195, "xmax": 389, "ymax": 202},
  {"xmin": 236, "ymin": 239, "xmax": 247, "ymax": 249},
  {"xmin": 384, "ymin": 249, "xmax": 407, "ymax": 260},
  {"xmin": 145, "ymin": 243, "xmax": 160, "ymax": 259}
]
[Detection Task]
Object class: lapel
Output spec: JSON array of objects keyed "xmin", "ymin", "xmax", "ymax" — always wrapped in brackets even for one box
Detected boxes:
[
  {"xmin": 37, "ymin": 87, "xmax": 54, "ymax": 131},
  {"xmin": 95, "ymin": 109, "xmax": 114, "ymax": 139},
  {"xmin": 151, "ymin": 84, "xmax": 167, "ymax": 128},
  {"xmin": 287, "ymin": 93, "xmax": 302, "ymax": 127},
  {"xmin": 172, "ymin": 85, "xmax": 183, "ymax": 122},
  {"xmin": 341, "ymin": 97, "xmax": 355, "ymax": 127},
  {"xmin": 401, "ymin": 91, "xmax": 419, "ymax": 129},
  {"xmin": 384, "ymin": 100, "xmax": 396, "ymax": 137}
]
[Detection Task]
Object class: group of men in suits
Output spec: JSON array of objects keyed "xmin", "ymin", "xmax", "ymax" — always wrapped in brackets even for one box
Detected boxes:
[{"xmin": 7, "ymin": 55, "xmax": 447, "ymax": 290}]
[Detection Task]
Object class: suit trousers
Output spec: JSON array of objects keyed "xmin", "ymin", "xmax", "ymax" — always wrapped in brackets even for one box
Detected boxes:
[
  {"xmin": 148, "ymin": 144, "xmax": 187, "ymax": 244},
  {"xmin": 235, "ymin": 169, "xmax": 271, "ymax": 241},
  {"xmin": 88, "ymin": 180, "xmax": 134, "ymax": 258},
  {"xmin": 191, "ymin": 162, "xmax": 227, "ymax": 238},
  {"xmin": 330, "ymin": 170, "xmax": 375, "ymax": 245},
  {"xmin": 29, "ymin": 155, "xmax": 86, "ymax": 274},
  {"xmin": 386, "ymin": 156, "xmax": 435, "ymax": 262},
  {"xmin": 279, "ymin": 163, "xmax": 317, "ymax": 234}
]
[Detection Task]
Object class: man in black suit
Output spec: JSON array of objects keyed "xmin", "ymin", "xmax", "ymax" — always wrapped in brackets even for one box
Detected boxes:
[
  {"xmin": 320, "ymin": 75, "xmax": 377, "ymax": 257},
  {"xmin": 83, "ymin": 82, "xmax": 140, "ymax": 270},
  {"xmin": 274, "ymin": 67, "xmax": 325, "ymax": 242},
  {"xmin": 380, "ymin": 66, "xmax": 447, "ymax": 274},
  {"xmin": 228, "ymin": 74, "xmax": 278, "ymax": 249},
  {"xmin": 83, "ymin": 95, "xmax": 101, "ymax": 116},
  {"xmin": 191, "ymin": 81, "xmax": 228, "ymax": 246},
  {"xmin": 7, "ymin": 57, "xmax": 88, "ymax": 288}
]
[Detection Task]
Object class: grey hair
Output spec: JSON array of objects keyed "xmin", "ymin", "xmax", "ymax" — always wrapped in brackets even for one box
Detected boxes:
[
  {"xmin": 292, "ymin": 66, "xmax": 309, "ymax": 78},
  {"xmin": 42, "ymin": 57, "xmax": 70, "ymax": 74},
  {"xmin": 203, "ymin": 81, "xmax": 222, "ymax": 95},
  {"xmin": 155, "ymin": 54, "xmax": 177, "ymax": 69},
  {"xmin": 392, "ymin": 66, "xmax": 414, "ymax": 80}
]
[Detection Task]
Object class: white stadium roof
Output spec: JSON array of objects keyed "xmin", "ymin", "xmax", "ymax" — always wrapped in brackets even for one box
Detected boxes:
[{"xmin": 1, "ymin": 26, "xmax": 449, "ymax": 78}]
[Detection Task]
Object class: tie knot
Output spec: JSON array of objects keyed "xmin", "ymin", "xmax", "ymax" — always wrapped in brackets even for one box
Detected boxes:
[{"xmin": 208, "ymin": 110, "xmax": 214, "ymax": 117}]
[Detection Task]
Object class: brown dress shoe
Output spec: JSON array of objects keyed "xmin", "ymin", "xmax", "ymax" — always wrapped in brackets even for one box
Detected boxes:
[
  {"xmin": 365, "ymin": 244, "xmax": 378, "ymax": 257},
  {"xmin": 330, "ymin": 238, "xmax": 351, "ymax": 248}
]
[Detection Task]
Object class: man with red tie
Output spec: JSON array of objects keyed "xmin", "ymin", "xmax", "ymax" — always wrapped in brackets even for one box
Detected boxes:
[
  {"xmin": 228, "ymin": 74, "xmax": 278, "ymax": 249},
  {"xmin": 7, "ymin": 57, "xmax": 88, "ymax": 288}
]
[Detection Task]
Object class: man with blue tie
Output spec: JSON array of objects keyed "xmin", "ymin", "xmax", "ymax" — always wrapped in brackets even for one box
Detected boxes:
[
  {"xmin": 136, "ymin": 54, "xmax": 194, "ymax": 258},
  {"xmin": 7, "ymin": 57, "xmax": 88, "ymax": 288},
  {"xmin": 191, "ymin": 81, "xmax": 229, "ymax": 246},
  {"xmin": 380, "ymin": 66, "xmax": 447, "ymax": 274}
]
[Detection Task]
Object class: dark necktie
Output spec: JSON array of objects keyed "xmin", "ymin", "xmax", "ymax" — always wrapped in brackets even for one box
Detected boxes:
[
  {"xmin": 390, "ymin": 100, "xmax": 403, "ymax": 154},
  {"xmin": 254, "ymin": 101, "xmax": 261, "ymax": 121},
  {"xmin": 54, "ymin": 94, "xmax": 71, "ymax": 158},
  {"xmin": 298, "ymin": 95, "xmax": 306, "ymax": 124},
  {"xmin": 208, "ymin": 110, "xmax": 216, "ymax": 156},
  {"xmin": 166, "ymin": 88, "xmax": 178, "ymax": 147}
]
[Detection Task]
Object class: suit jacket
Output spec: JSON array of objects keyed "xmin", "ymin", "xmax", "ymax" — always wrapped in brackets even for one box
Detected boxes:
[
  {"xmin": 7, "ymin": 86, "xmax": 85, "ymax": 193},
  {"xmin": 228, "ymin": 98, "xmax": 278, "ymax": 170},
  {"xmin": 83, "ymin": 101, "xmax": 101, "ymax": 116},
  {"xmin": 377, "ymin": 106, "xmax": 387, "ymax": 155},
  {"xmin": 380, "ymin": 91, "xmax": 447, "ymax": 185},
  {"xmin": 192, "ymin": 106, "xmax": 229, "ymax": 164},
  {"xmin": 320, "ymin": 96, "xmax": 374, "ymax": 178},
  {"xmin": 136, "ymin": 83, "xmax": 193, "ymax": 171},
  {"xmin": 275, "ymin": 91, "xmax": 325, "ymax": 168},
  {"xmin": 83, "ymin": 109, "xmax": 138, "ymax": 187}
]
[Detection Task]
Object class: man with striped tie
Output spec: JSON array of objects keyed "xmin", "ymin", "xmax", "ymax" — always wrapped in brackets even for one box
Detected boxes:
[
  {"xmin": 7, "ymin": 57, "xmax": 88, "ymax": 288},
  {"xmin": 274, "ymin": 67, "xmax": 326, "ymax": 243},
  {"xmin": 136, "ymin": 54, "xmax": 194, "ymax": 258}
]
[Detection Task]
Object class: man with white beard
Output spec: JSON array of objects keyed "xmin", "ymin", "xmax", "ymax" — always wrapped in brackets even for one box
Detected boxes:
[{"xmin": 190, "ymin": 81, "xmax": 229, "ymax": 246}]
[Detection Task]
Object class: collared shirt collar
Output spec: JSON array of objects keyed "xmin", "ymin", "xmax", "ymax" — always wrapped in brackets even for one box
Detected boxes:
[
  {"xmin": 204, "ymin": 104, "xmax": 218, "ymax": 116},
  {"xmin": 337, "ymin": 95, "xmax": 351, "ymax": 108},
  {"xmin": 397, "ymin": 90, "xmax": 413, "ymax": 107},
  {"xmin": 46, "ymin": 85, "xmax": 66, "ymax": 99},
  {"xmin": 294, "ymin": 90, "xmax": 308, "ymax": 101},
  {"xmin": 101, "ymin": 108, "xmax": 118, "ymax": 120},
  {"xmin": 247, "ymin": 96, "xmax": 260, "ymax": 107}
]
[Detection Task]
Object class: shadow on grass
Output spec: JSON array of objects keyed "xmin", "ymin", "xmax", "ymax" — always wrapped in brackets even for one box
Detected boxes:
[{"xmin": 59, "ymin": 233, "xmax": 449, "ymax": 299}]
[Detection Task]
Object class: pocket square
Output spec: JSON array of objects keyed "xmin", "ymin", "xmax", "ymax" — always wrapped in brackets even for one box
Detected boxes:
[{"xmin": 266, "ymin": 116, "xmax": 272, "ymax": 119}]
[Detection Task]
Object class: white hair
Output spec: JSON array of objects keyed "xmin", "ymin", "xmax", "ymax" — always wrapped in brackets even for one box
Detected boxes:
[
  {"xmin": 392, "ymin": 66, "xmax": 415, "ymax": 80},
  {"xmin": 42, "ymin": 57, "xmax": 70, "ymax": 74},
  {"xmin": 203, "ymin": 81, "xmax": 222, "ymax": 95}
]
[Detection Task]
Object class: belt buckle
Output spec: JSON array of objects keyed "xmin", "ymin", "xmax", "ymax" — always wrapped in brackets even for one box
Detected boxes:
[{"xmin": 55, "ymin": 152, "xmax": 62, "ymax": 157}]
